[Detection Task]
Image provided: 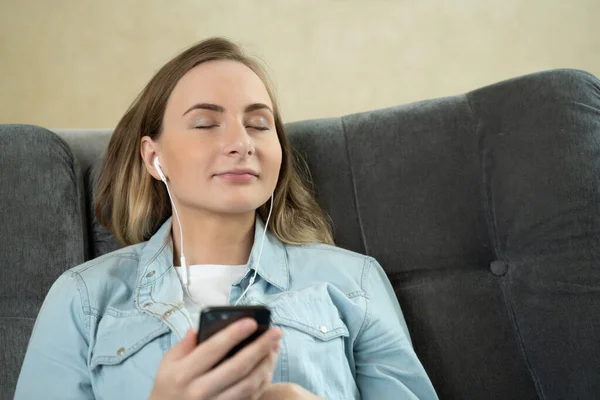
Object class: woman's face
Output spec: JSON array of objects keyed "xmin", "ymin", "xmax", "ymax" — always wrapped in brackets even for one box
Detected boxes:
[{"xmin": 143, "ymin": 60, "xmax": 282, "ymax": 216}]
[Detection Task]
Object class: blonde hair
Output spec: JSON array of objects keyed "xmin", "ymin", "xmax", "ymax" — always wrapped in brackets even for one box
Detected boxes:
[{"xmin": 94, "ymin": 37, "xmax": 334, "ymax": 246}]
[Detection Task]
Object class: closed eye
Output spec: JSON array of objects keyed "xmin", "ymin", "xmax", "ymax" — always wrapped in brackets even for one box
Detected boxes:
[
  {"xmin": 194, "ymin": 125, "xmax": 219, "ymax": 129},
  {"xmin": 247, "ymin": 126, "xmax": 269, "ymax": 131}
]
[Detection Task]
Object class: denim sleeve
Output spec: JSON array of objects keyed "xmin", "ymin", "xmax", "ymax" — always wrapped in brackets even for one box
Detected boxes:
[
  {"xmin": 14, "ymin": 271, "xmax": 94, "ymax": 399},
  {"xmin": 354, "ymin": 259, "xmax": 439, "ymax": 400}
]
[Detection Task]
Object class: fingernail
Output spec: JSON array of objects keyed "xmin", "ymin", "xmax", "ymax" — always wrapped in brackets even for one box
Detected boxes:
[{"xmin": 272, "ymin": 342, "xmax": 281, "ymax": 352}]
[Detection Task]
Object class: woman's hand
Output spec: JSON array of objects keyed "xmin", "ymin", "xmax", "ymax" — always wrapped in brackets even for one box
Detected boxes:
[
  {"xmin": 259, "ymin": 383, "xmax": 324, "ymax": 400},
  {"xmin": 149, "ymin": 318, "xmax": 281, "ymax": 400}
]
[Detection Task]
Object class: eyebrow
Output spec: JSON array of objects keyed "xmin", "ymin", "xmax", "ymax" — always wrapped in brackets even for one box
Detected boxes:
[{"xmin": 182, "ymin": 102, "xmax": 273, "ymax": 116}]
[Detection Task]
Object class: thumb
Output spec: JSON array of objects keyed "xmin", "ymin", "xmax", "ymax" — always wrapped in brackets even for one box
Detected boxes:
[{"xmin": 167, "ymin": 329, "xmax": 197, "ymax": 361}]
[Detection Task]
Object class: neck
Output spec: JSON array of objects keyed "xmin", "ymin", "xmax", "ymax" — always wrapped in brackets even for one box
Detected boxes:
[{"xmin": 171, "ymin": 209, "xmax": 255, "ymax": 266}]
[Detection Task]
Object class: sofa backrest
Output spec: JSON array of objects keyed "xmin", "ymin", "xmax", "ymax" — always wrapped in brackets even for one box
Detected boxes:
[{"xmin": 2, "ymin": 69, "xmax": 600, "ymax": 400}]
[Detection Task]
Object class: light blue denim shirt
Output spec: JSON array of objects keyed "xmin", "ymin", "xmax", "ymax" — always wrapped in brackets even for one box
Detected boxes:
[{"xmin": 15, "ymin": 217, "xmax": 438, "ymax": 400}]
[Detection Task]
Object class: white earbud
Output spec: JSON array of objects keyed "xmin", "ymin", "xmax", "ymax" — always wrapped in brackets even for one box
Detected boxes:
[{"xmin": 153, "ymin": 157, "xmax": 167, "ymax": 182}]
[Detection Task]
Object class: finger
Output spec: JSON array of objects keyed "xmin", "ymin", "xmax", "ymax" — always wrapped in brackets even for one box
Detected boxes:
[
  {"xmin": 264, "ymin": 348, "xmax": 279, "ymax": 384},
  {"xmin": 194, "ymin": 328, "xmax": 282, "ymax": 397},
  {"xmin": 208, "ymin": 349, "xmax": 278, "ymax": 400},
  {"xmin": 179, "ymin": 318, "xmax": 257, "ymax": 379},
  {"xmin": 254, "ymin": 349, "xmax": 278, "ymax": 399},
  {"xmin": 163, "ymin": 329, "xmax": 197, "ymax": 362}
]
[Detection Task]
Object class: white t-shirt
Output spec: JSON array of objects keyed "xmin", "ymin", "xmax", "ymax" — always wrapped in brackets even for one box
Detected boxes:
[{"xmin": 175, "ymin": 264, "xmax": 247, "ymax": 328}]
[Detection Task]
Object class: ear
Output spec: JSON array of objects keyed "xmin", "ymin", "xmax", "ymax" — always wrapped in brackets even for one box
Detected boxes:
[{"xmin": 140, "ymin": 136, "xmax": 163, "ymax": 181}]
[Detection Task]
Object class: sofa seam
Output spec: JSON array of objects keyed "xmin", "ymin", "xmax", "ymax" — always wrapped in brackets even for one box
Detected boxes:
[
  {"xmin": 501, "ymin": 281, "xmax": 546, "ymax": 400},
  {"xmin": 466, "ymin": 92, "xmax": 544, "ymax": 400},
  {"xmin": 341, "ymin": 116, "xmax": 368, "ymax": 255},
  {"xmin": 83, "ymin": 165, "xmax": 96, "ymax": 260},
  {"xmin": 464, "ymin": 92, "xmax": 502, "ymax": 259}
]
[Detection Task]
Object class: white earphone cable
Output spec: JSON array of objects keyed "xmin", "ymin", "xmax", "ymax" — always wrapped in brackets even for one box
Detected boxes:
[
  {"xmin": 234, "ymin": 193, "xmax": 274, "ymax": 306},
  {"xmin": 162, "ymin": 179, "xmax": 188, "ymax": 284}
]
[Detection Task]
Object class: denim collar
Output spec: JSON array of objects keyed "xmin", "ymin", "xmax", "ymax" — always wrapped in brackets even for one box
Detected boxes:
[{"xmin": 135, "ymin": 215, "xmax": 289, "ymax": 338}]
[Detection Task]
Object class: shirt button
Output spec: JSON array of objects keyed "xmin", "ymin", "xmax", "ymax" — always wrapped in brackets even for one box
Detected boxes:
[
  {"xmin": 146, "ymin": 270, "xmax": 156, "ymax": 278},
  {"xmin": 143, "ymin": 302, "xmax": 152, "ymax": 308},
  {"xmin": 319, "ymin": 325, "xmax": 328, "ymax": 334},
  {"xmin": 164, "ymin": 310, "xmax": 173, "ymax": 317},
  {"xmin": 117, "ymin": 347, "xmax": 125, "ymax": 356}
]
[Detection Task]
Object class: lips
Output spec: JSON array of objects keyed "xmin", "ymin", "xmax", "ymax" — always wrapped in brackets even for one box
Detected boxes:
[
  {"xmin": 214, "ymin": 168, "xmax": 259, "ymax": 183},
  {"xmin": 214, "ymin": 168, "xmax": 259, "ymax": 177}
]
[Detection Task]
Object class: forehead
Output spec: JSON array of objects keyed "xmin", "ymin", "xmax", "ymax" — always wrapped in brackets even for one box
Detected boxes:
[{"xmin": 168, "ymin": 59, "xmax": 273, "ymax": 111}]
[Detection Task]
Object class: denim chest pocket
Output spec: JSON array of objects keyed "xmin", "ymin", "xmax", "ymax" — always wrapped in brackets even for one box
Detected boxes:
[
  {"xmin": 271, "ymin": 301, "xmax": 349, "ymax": 341},
  {"xmin": 267, "ymin": 285, "xmax": 355, "ymax": 399},
  {"xmin": 91, "ymin": 313, "xmax": 170, "ymax": 368},
  {"xmin": 89, "ymin": 312, "xmax": 170, "ymax": 399}
]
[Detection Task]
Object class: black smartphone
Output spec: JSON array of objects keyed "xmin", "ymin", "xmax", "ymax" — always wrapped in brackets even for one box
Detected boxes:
[{"xmin": 197, "ymin": 305, "xmax": 271, "ymax": 363}]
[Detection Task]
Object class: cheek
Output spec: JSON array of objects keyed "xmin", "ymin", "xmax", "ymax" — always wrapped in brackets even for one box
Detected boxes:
[
  {"xmin": 266, "ymin": 142, "xmax": 283, "ymax": 180},
  {"xmin": 165, "ymin": 153, "xmax": 211, "ymax": 189},
  {"xmin": 181, "ymin": 142, "xmax": 214, "ymax": 170}
]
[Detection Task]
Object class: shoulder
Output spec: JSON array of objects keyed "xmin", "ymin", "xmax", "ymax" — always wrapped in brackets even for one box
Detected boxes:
[
  {"xmin": 66, "ymin": 242, "xmax": 146, "ymax": 280},
  {"xmin": 54, "ymin": 243, "xmax": 147, "ymax": 313},
  {"xmin": 71, "ymin": 244, "xmax": 143, "ymax": 275},
  {"xmin": 284, "ymin": 242, "xmax": 378, "ymax": 292}
]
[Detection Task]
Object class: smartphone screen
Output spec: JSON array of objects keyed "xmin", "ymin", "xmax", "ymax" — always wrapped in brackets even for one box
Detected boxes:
[{"xmin": 197, "ymin": 305, "xmax": 271, "ymax": 364}]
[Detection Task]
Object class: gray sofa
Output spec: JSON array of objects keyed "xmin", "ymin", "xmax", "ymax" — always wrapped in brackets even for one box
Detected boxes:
[{"xmin": 1, "ymin": 69, "xmax": 599, "ymax": 399}]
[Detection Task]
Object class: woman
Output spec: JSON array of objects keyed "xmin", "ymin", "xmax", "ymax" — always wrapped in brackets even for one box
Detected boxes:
[{"xmin": 15, "ymin": 37, "xmax": 438, "ymax": 400}]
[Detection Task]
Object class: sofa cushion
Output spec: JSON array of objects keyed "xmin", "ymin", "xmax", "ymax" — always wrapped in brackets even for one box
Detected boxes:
[
  {"xmin": 54, "ymin": 129, "xmax": 119, "ymax": 259},
  {"xmin": 300, "ymin": 95, "xmax": 538, "ymax": 398},
  {"xmin": 290, "ymin": 69, "xmax": 600, "ymax": 399},
  {"xmin": 286, "ymin": 118, "xmax": 365, "ymax": 253},
  {"xmin": 466, "ymin": 69, "xmax": 600, "ymax": 398},
  {"xmin": 0, "ymin": 125, "xmax": 87, "ymax": 398}
]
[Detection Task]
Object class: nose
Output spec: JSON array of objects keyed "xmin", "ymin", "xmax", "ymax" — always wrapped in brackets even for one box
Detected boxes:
[{"xmin": 222, "ymin": 123, "xmax": 254, "ymax": 158}]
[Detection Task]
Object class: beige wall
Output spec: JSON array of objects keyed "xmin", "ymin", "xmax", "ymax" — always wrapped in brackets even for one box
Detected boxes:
[{"xmin": 1, "ymin": 0, "xmax": 598, "ymax": 128}]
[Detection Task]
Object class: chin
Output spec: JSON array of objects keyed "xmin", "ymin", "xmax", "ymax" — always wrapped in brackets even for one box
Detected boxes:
[
  {"xmin": 212, "ymin": 198, "xmax": 265, "ymax": 215},
  {"xmin": 220, "ymin": 205, "xmax": 260, "ymax": 215},
  {"xmin": 191, "ymin": 189, "xmax": 271, "ymax": 215}
]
